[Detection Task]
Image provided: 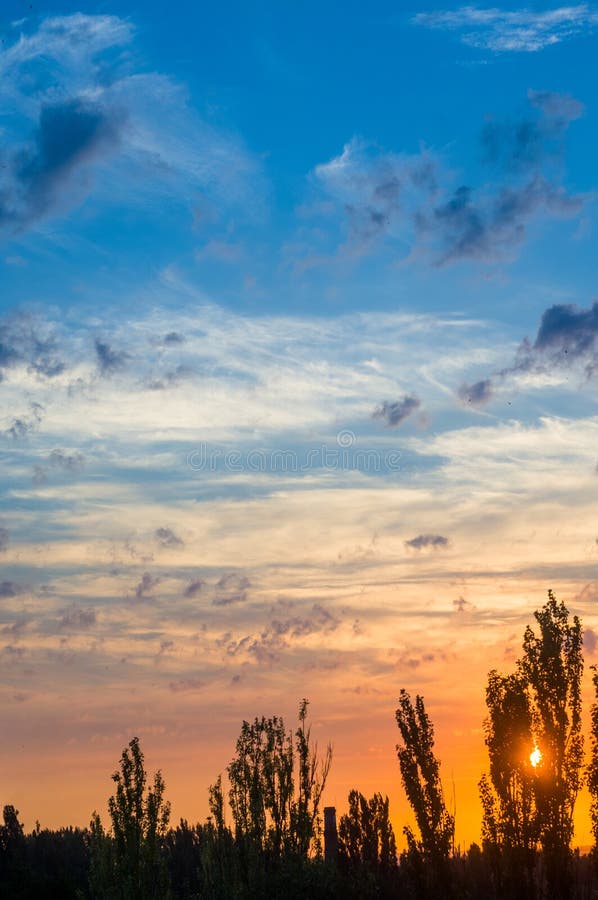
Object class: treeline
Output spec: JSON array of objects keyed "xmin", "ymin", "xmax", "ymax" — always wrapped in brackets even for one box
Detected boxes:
[{"xmin": 3, "ymin": 591, "xmax": 598, "ymax": 899}]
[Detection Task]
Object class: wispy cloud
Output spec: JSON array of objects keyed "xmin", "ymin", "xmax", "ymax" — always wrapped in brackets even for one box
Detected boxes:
[
  {"xmin": 0, "ymin": 13, "xmax": 263, "ymax": 233},
  {"xmin": 412, "ymin": 5, "xmax": 598, "ymax": 52},
  {"xmin": 309, "ymin": 91, "xmax": 583, "ymax": 265}
]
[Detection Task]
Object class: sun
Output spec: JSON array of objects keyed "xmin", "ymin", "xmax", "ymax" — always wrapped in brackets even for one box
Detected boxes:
[{"xmin": 530, "ymin": 746, "xmax": 542, "ymax": 768}]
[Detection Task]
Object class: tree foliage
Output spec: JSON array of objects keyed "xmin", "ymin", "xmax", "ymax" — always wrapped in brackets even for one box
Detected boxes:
[
  {"xmin": 519, "ymin": 591, "xmax": 583, "ymax": 859},
  {"xmin": 90, "ymin": 735, "xmax": 171, "ymax": 900},
  {"xmin": 395, "ymin": 689, "xmax": 454, "ymax": 863},
  {"xmin": 338, "ymin": 789, "xmax": 397, "ymax": 874},
  {"xmin": 226, "ymin": 699, "xmax": 332, "ymax": 860},
  {"xmin": 480, "ymin": 590, "xmax": 583, "ymax": 899},
  {"xmin": 587, "ymin": 666, "xmax": 598, "ymax": 868}
]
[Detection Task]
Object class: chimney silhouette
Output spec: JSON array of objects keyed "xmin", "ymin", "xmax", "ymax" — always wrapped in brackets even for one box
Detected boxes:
[{"xmin": 324, "ymin": 806, "xmax": 338, "ymax": 863}]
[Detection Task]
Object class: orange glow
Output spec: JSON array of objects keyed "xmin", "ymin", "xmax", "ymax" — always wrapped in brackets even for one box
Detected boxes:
[{"xmin": 530, "ymin": 746, "xmax": 542, "ymax": 768}]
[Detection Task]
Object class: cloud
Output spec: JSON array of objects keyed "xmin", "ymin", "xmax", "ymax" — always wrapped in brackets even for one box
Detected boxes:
[
  {"xmin": 3, "ymin": 645, "xmax": 26, "ymax": 660},
  {"xmin": 453, "ymin": 596, "xmax": 476, "ymax": 613},
  {"xmin": 169, "ymin": 677, "xmax": 205, "ymax": 693},
  {"xmin": 0, "ymin": 313, "xmax": 65, "ymax": 380},
  {"xmin": 59, "ymin": 606, "xmax": 97, "ymax": 629},
  {"xmin": 223, "ymin": 603, "xmax": 341, "ymax": 664},
  {"xmin": 95, "ymin": 338, "xmax": 129, "ymax": 375},
  {"xmin": 2, "ymin": 402, "xmax": 44, "ymax": 440},
  {"xmin": 313, "ymin": 137, "xmax": 438, "ymax": 248},
  {"xmin": 0, "ymin": 13, "xmax": 263, "ymax": 234},
  {"xmin": 426, "ymin": 176, "xmax": 581, "ymax": 265},
  {"xmin": 373, "ymin": 395, "xmax": 420, "ymax": 427},
  {"xmin": 405, "ymin": 534, "xmax": 449, "ymax": 550},
  {"xmin": 458, "ymin": 378, "xmax": 494, "ymax": 406},
  {"xmin": 0, "ymin": 580, "xmax": 22, "ymax": 597},
  {"xmin": 213, "ymin": 573, "xmax": 250, "ymax": 606},
  {"xmin": 459, "ymin": 300, "xmax": 598, "ymax": 404},
  {"xmin": 162, "ymin": 332, "xmax": 185, "ymax": 346},
  {"xmin": 133, "ymin": 572, "xmax": 160, "ymax": 600},
  {"xmin": 311, "ymin": 92, "xmax": 582, "ymax": 266},
  {"xmin": 531, "ymin": 300, "xmax": 598, "ymax": 373},
  {"xmin": 481, "ymin": 90, "xmax": 584, "ymax": 173},
  {"xmin": 1, "ymin": 97, "xmax": 123, "ymax": 228},
  {"xmin": 0, "ymin": 527, "xmax": 9, "ymax": 552},
  {"xmin": 183, "ymin": 579, "xmax": 204, "ymax": 598},
  {"xmin": 155, "ymin": 527, "xmax": 184, "ymax": 547},
  {"xmin": 49, "ymin": 449, "xmax": 85, "ymax": 472},
  {"xmin": 412, "ymin": 6, "xmax": 598, "ymax": 52}
]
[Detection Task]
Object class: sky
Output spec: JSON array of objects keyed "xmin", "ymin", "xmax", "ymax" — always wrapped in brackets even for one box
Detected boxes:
[{"xmin": 0, "ymin": 0, "xmax": 597, "ymax": 848}]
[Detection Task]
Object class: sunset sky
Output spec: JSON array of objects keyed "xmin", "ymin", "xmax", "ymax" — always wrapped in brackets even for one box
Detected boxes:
[{"xmin": 0, "ymin": 1, "xmax": 597, "ymax": 848}]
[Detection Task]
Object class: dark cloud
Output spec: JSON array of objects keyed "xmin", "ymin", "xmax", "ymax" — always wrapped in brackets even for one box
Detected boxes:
[
  {"xmin": 33, "ymin": 449, "xmax": 85, "ymax": 483},
  {"xmin": 223, "ymin": 603, "xmax": 340, "ymax": 664},
  {"xmin": 0, "ymin": 313, "xmax": 65, "ymax": 380},
  {"xmin": 169, "ymin": 677, "xmax": 205, "ymax": 692},
  {"xmin": 95, "ymin": 338, "xmax": 129, "ymax": 375},
  {"xmin": 155, "ymin": 527, "xmax": 183, "ymax": 547},
  {"xmin": 1, "ymin": 97, "xmax": 122, "ymax": 228},
  {"xmin": 59, "ymin": 606, "xmax": 97, "ymax": 629},
  {"xmin": 405, "ymin": 534, "xmax": 449, "ymax": 550},
  {"xmin": 532, "ymin": 301, "xmax": 598, "ymax": 374},
  {"xmin": 49, "ymin": 449, "xmax": 85, "ymax": 472},
  {"xmin": 213, "ymin": 573, "xmax": 250, "ymax": 606},
  {"xmin": 458, "ymin": 378, "xmax": 493, "ymax": 406},
  {"xmin": 315, "ymin": 92, "xmax": 582, "ymax": 266},
  {"xmin": 183, "ymin": 579, "xmax": 204, "ymax": 598},
  {"xmin": 2, "ymin": 403, "xmax": 44, "ymax": 440},
  {"xmin": 426, "ymin": 94, "xmax": 583, "ymax": 263},
  {"xmin": 4, "ymin": 418, "xmax": 30, "ymax": 440},
  {"xmin": 429, "ymin": 176, "xmax": 581, "ymax": 265},
  {"xmin": 453, "ymin": 596, "xmax": 475, "ymax": 613},
  {"xmin": 147, "ymin": 365, "xmax": 193, "ymax": 391},
  {"xmin": 158, "ymin": 639, "xmax": 174, "ymax": 655},
  {"xmin": 0, "ymin": 527, "xmax": 9, "ymax": 552},
  {"xmin": 266, "ymin": 603, "xmax": 339, "ymax": 641},
  {"xmin": 163, "ymin": 332, "xmax": 185, "ymax": 345},
  {"xmin": 314, "ymin": 140, "xmax": 438, "ymax": 247},
  {"xmin": 481, "ymin": 91, "xmax": 583, "ymax": 173},
  {"xmin": 133, "ymin": 572, "xmax": 160, "ymax": 600},
  {"xmin": 458, "ymin": 300, "xmax": 598, "ymax": 404},
  {"xmin": 395, "ymin": 649, "xmax": 436, "ymax": 670},
  {"xmin": 0, "ymin": 580, "xmax": 22, "ymax": 597},
  {"xmin": 373, "ymin": 395, "xmax": 420, "ymax": 427}
]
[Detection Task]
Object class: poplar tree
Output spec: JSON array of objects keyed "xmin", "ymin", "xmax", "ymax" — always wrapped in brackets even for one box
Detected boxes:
[
  {"xmin": 519, "ymin": 590, "xmax": 583, "ymax": 897},
  {"xmin": 395, "ymin": 690, "xmax": 454, "ymax": 864},
  {"xmin": 90, "ymin": 736, "xmax": 171, "ymax": 900},
  {"xmin": 226, "ymin": 699, "xmax": 332, "ymax": 859}
]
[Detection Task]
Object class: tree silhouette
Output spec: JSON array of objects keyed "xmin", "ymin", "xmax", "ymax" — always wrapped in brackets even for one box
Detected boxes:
[
  {"xmin": 479, "ymin": 591, "xmax": 583, "ymax": 899},
  {"xmin": 226, "ymin": 699, "xmax": 332, "ymax": 860},
  {"xmin": 395, "ymin": 688, "xmax": 454, "ymax": 897},
  {"xmin": 90, "ymin": 735, "xmax": 171, "ymax": 899},
  {"xmin": 586, "ymin": 666, "xmax": 598, "ymax": 870},
  {"xmin": 519, "ymin": 590, "xmax": 583, "ymax": 898},
  {"xmin": 338, "ymin": 790, "xmax": 397, "ymax": 875},
  {"xmin": 479, "ymin": 671, "xmax": 538, "ymax": 898}
]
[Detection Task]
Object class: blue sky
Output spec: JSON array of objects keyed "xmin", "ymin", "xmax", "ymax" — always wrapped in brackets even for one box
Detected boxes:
[{"xmin": 0, "ymin": 3, "xmax": 597, "ymax": 843}]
